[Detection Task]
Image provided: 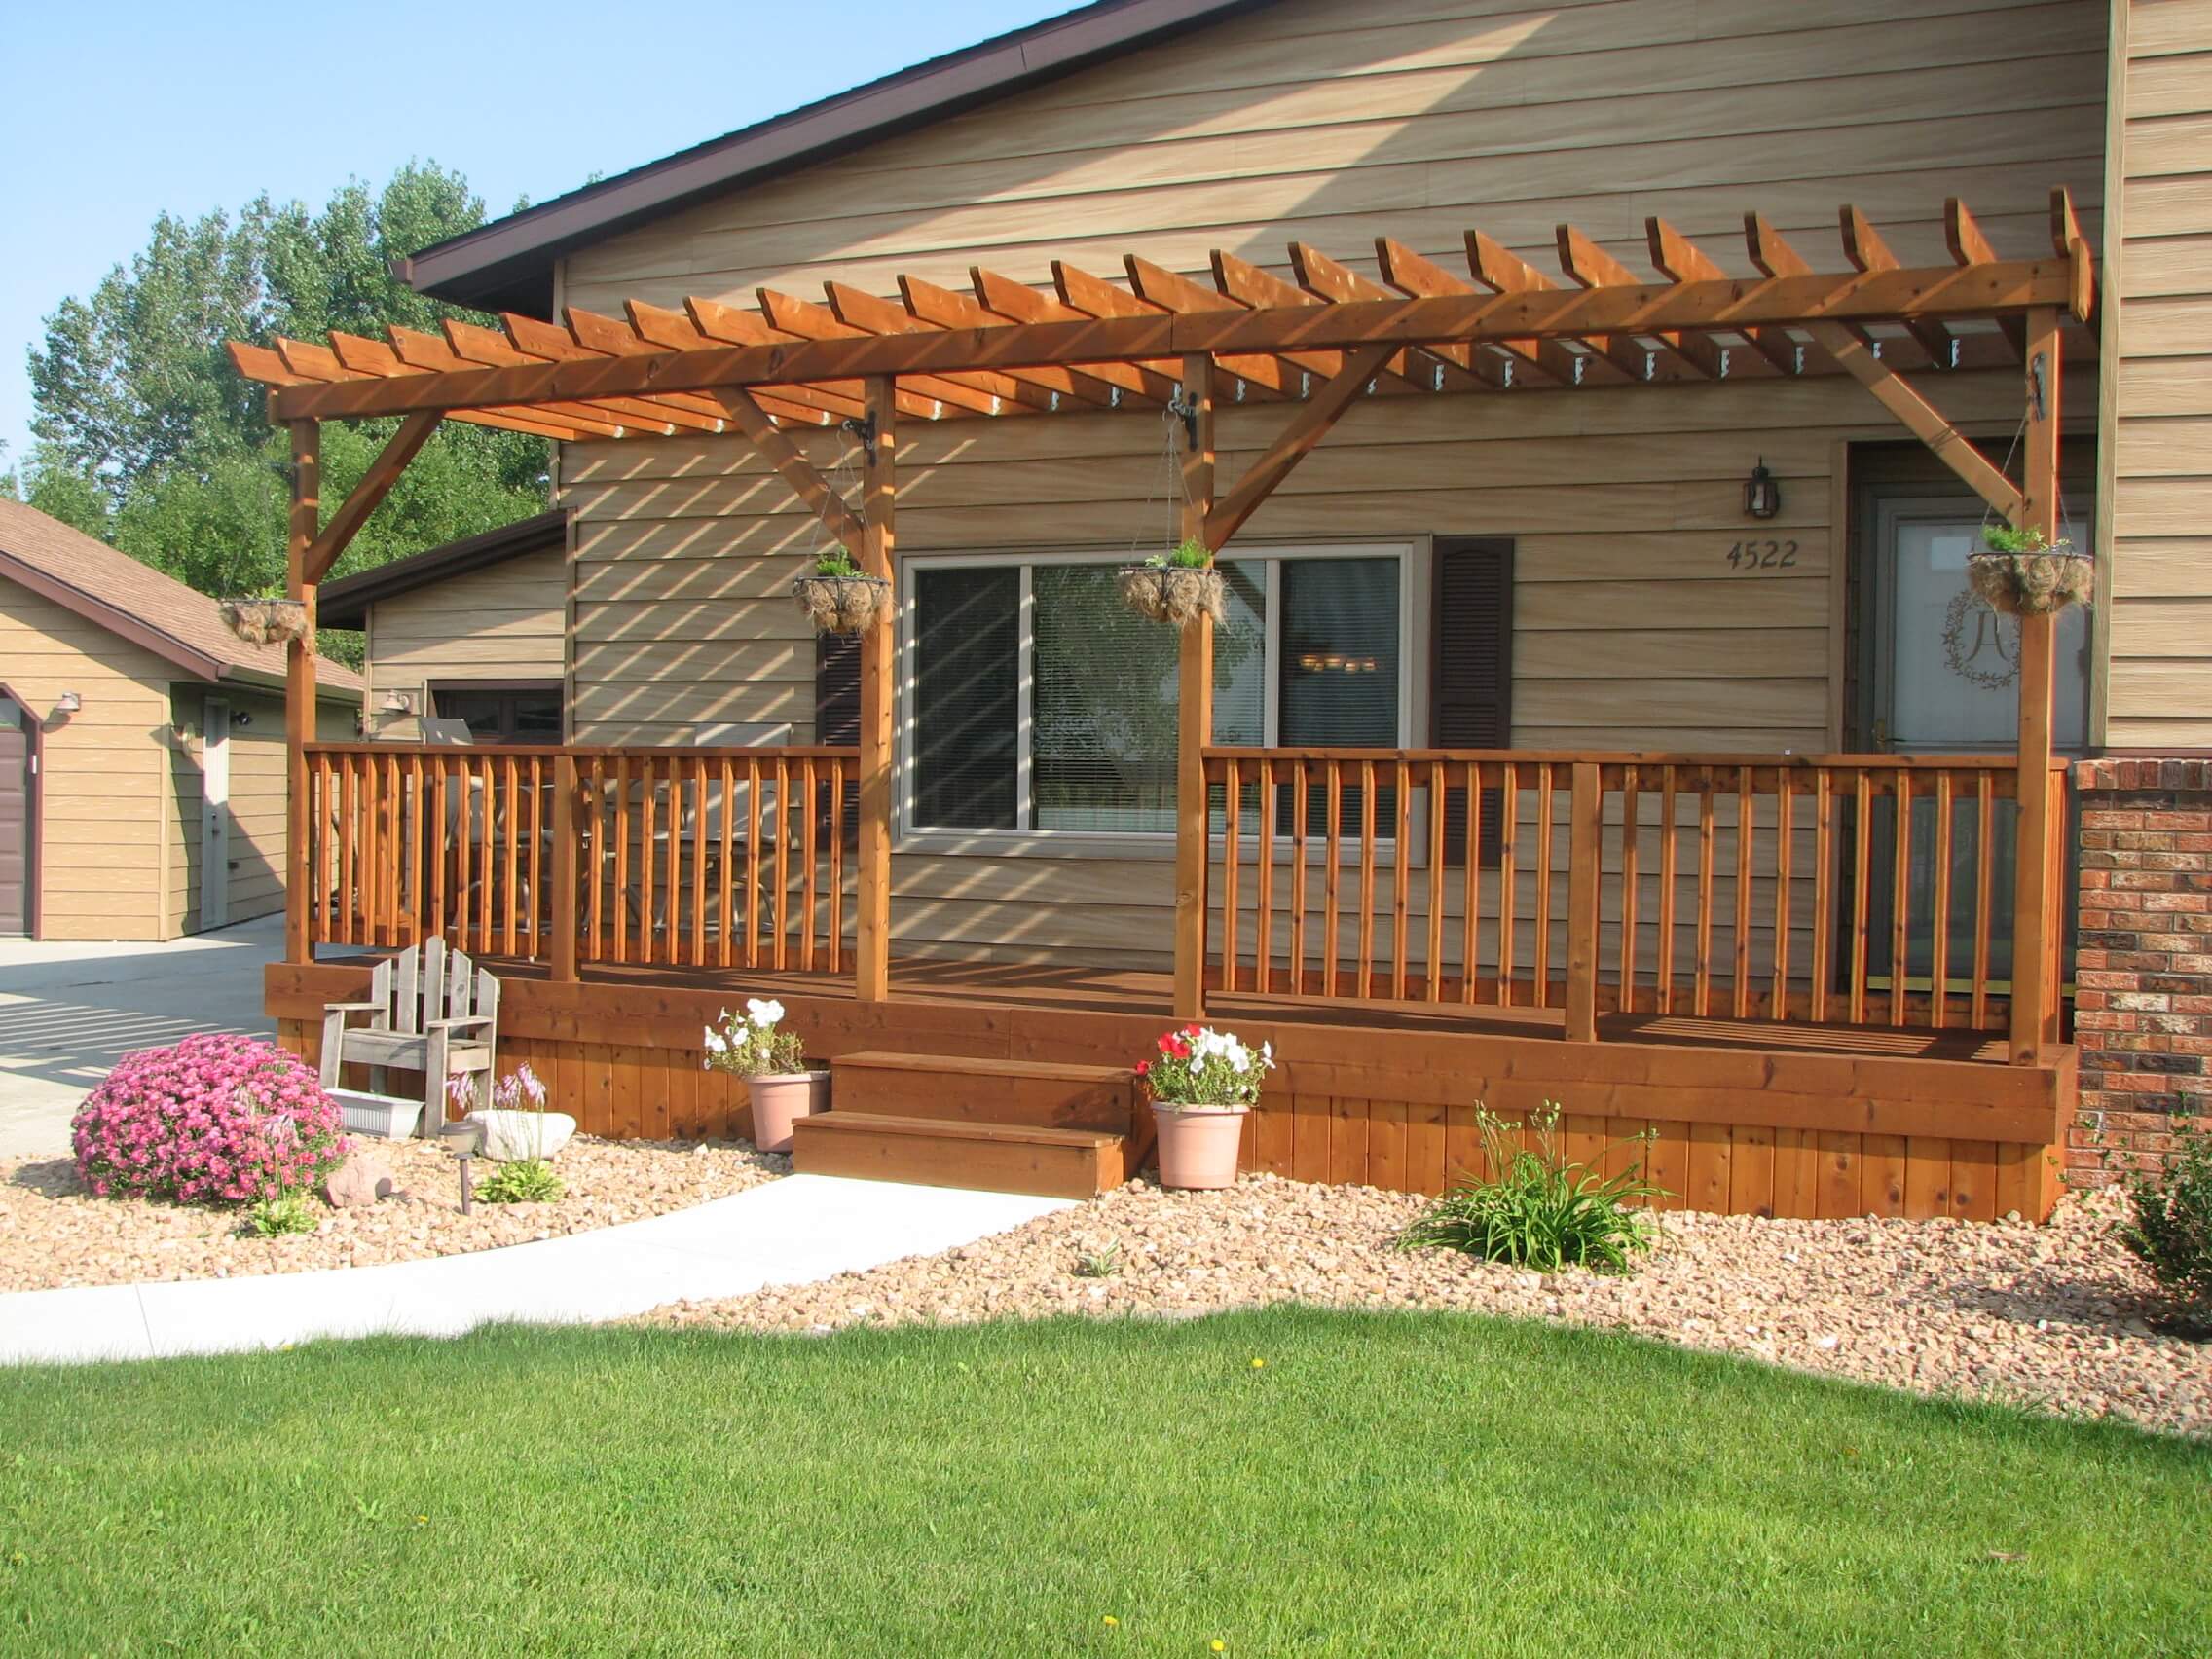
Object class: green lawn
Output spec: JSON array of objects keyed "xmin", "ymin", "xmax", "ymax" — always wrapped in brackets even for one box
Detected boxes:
[{"xmin": 1, "ymin": 1309, "xmax": 2204, "ymax": 1656}]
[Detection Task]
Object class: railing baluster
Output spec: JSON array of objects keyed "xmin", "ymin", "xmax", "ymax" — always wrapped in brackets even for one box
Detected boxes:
[
  {"xmin": 1496, "ymin": 764, "xmax": 1518, "ymax": 1007},
  {"xmin": 1618, "ymin": 764, "xmax": 1640, "ymax": 1014},
  {"xmin": 1657, "ymin": 766, "xmax": 1677, "ymax": 1014},
  {"xmin": 1324, "ymin": 761, "xmax": 1343, "ymax": 1000},
  {"xmin": 610, "ymin": 756, "xmax": 630, "ymax": 965},
  {"xmin": 825, "ymin": 757, "xmax": 841, "ymax": 976},
  {"xmin": 745, "ymin": 757, "xmax": 763, "ymax": 969},
  {"xmin": 1932, "ymin": 771, "xmax": 1954, "ymax": 1030},
  {"xmin": 694, "ymin": 758, "xmax": 713, "ymax": 969},
  {"xmin": 1534, "ymin": 763, "xmax": 1555, "ymax": 1008},
  {"xmin": 1891, "ymin": 765, "xmax": 1913, "ymax": 1027},
  {"xmin": 527, "ymin": 756, "xmax": 542, "ymax": 959},
  {"xmin": 802, "ymin": 757, "xmax": 821, "ymax": 973},
  {"xmin": 1357, "ymin": 759, "xmax": 1376, "ymax": 1000},
  {"xmin": 1222, "ymin": 758, "xmax": 1242, "ymax": 994},
  {"xmin": 1459, "ymin": 760, "xmax": 1480, "ymax": 1006},
  {"xmin": 1850, "ymin": 770, "xmax": 1873, "ymax": 1024},
  {"xmin": 1427, "ymin": 759, "xmax": 1447, "ymax": 1003},
  {"xmin": 502, "ymin": 754, "xmax": 520, "ymax": 957},
  {"xmin": 1256, "ymin": 757, "xmax": 1275, "ymax": 997},
  {"xmin": 1391, "ymin": 758, "xmax": 1412, "ymax": 1001},
  {"xmin": 1733, "ymin": 765, "xmax": 1753, "ymax": 1020},
  {"xmin": 1972, "ymin": 770, "xmax": 1995, "ymax": 1030},
  {"xmin": 1771, "ymin": 771, "xmax": 1793, "ymax": 1019},
  {"xmin": 773, "ymin": 756, "xmax": 791, "ymax": 972},
  {"xmin": 1811, "ymin": 769, "xmax": 1834, "ymax": 1024},
  {"xmin": 1291, "ymin": 760, "xmax": 1309, "ymax": 996},
  {"xmin": 1695, "ymin": 775, "xmax": 1714, "ymax": 1017},
  {"xmin": 585, "ymin": 758, "xmax": 605, "ymax": 964}
]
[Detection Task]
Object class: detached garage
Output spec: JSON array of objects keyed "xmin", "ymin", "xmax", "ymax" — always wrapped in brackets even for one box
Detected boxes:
[{"xmin": 0, "ymin": 499, "xmax": 359, "ymax": 940}]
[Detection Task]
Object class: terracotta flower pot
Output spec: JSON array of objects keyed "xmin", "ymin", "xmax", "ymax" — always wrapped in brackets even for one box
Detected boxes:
[
  {"xmin": 746, "ymin": 1073, "xmax": 818, "ymax": 1154},
  {"xmin": 1152, "ymin": 1103, "xmax": 1247, "ymax": 1190}
]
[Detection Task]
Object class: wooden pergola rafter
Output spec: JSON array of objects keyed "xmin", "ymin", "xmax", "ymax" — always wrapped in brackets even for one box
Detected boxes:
[{"xmin": 242, "ymin": 188, "xmax": 2096, "ymax": 1070}]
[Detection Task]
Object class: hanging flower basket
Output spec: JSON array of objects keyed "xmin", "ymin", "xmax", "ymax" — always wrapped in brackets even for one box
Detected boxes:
[
  {"xmin": 791, "ymin": 572, "xmax": 891, "ymax": 636},
  {"xmin": 1967, "ymin": 535, "xmax": 2094, "ymax": 617},
  {"xmin": 216, "ymin": 597, "xmax": 309, "ymax": 646},
  {"xmin": 1118, "ymin": 563, "xmax": 1225, "ymax": 628}
]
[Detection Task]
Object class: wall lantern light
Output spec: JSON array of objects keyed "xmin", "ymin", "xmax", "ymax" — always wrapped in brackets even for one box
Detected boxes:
[{"xmin": 1743, "ymin": 459, "xmax": 1782, "ymax": 521}]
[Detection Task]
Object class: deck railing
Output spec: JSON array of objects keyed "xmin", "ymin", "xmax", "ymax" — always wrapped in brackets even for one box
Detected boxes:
[
  {"xmin": 1201, "ymin": 748, "xmax": 2067, "ymax": 1035},
  {"xmin": 304, "ymin": 743, "xmax": 858, "ymax": 977}
]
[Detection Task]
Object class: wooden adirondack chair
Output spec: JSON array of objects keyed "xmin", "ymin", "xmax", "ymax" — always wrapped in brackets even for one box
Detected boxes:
[{"xmin": 319, "ymin": 938, "xmax": 499, "ymax": 1137}]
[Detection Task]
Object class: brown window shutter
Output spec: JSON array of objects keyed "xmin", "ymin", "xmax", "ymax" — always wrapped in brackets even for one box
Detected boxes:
[
  {"xmin": 1432, "ymin": 537, "xmax": 1513, "ymax": 866},
  {"xmin": 815, "ymin": 631, "xmax": 861, "ymax": 843}
]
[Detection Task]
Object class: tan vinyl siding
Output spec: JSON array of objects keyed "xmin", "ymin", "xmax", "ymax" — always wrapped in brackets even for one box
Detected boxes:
[
  {"xmin": 361, "ymin": 548, "xmax": 568, "ymax": 741},
  {"xmin": 558, "ymin": 0, "xmax": 2108, "ymax": 966},
  {"xmin": 0, "ymin": 577, "xmax": 175, "ymax": 939},
  {"xmin": 166, "ymin": 689, "xmax": 349, "ymax": 936},
  {"xmin": 2107, "ymin": 0, "xmax": 2212, "ymax": 744}
]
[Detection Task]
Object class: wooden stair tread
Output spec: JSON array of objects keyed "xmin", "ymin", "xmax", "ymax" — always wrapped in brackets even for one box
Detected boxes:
[
  {"xmin": 793, "ymin": 1110, "xmax": 1127, "ymax": 1199},
  {"xmin": 834, "ymin": 1051, "xmax": 1135, "ymax": 1083},
  {"xmin": 798, "ymin": 1111, "xmax": 1121, "ymax": 1148}
]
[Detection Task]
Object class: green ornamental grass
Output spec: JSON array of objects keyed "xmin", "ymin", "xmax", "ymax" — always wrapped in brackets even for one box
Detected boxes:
[{"xmin": 1397, "ymin": 1102, "xmax": 1664, "ymax": 1273}]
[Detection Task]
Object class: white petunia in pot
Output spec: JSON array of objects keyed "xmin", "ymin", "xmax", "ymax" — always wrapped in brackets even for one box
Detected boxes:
[
  {"xmin": 1135, "ymin": 1024, "xmax": 1275, "ymax": 1190},
  {"xmin": 704, "ymin": 998, "xmax": 821, "ymax": 1153}
]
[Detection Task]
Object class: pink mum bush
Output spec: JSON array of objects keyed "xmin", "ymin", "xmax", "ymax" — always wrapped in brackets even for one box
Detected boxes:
[{"xmin": 71, "ymin": 1034, "xmax": 349, "ymax": 1205}]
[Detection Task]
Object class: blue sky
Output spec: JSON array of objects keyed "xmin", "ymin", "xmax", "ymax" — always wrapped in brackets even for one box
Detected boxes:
[{"xmin": 0, "ymin": 0, "xmax": 1071, "ymax": 473}]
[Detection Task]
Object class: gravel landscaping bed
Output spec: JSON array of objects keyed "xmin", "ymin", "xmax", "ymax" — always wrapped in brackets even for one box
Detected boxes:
[
  {"xmin": 651, "ymin": 1175, "xmax": 2210, "ymax": 1438},
  {"xmin": 0, "ymin": 1138, "xmax": 784, "ymax": 1292}
]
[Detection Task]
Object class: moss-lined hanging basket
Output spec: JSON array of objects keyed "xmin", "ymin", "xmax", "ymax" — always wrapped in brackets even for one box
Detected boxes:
[
  {"xmin": 792, "ymin": 572, "xmax": 891, "ymax": 636},
  {"xmin": 1967, "ymin": 538, "xmax": 2094, "ymax": 617},
  {"xmin": 216, "ymin": 597, "xmax": 310, "ymax": 646},
  {"xmin": 1118, "ymin": 563, "xmax": 1226, "ymax": 628}
]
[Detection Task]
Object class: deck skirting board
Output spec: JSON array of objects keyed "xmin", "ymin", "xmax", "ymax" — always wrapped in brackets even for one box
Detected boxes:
[{"xmin": 271, "ymin": 961, "xmax": 2069, "ymax": 1221}]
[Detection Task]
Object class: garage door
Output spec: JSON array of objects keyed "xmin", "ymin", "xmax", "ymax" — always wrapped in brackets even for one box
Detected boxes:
[{"xmin": 0, "ymin": 697, "xmax": 30, "ymax": 936}]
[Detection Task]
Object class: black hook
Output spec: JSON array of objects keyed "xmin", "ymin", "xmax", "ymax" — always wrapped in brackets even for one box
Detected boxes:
[{"xmin": 839, "ymin": 412, "xmax": 878, "ymax": 465}]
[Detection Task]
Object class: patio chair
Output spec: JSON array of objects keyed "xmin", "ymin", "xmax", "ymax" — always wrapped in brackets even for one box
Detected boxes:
[{"xmin": 319, "ymin": 936, "xmax": 499, "ymax": 1137}]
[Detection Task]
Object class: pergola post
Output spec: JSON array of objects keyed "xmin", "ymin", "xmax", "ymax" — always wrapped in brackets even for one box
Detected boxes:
[
  {"xmin": 1171, "ymin": 353, "xmax": 1216, "ymax": 1021},
  {"xmin": 283, "ymin": 419, "xmax": 320, "ymax": 965},
  {"xmin": 855, "ymin": 375, "xmax": 897, "ymax": 1003},
  {"xmin": 2009, "ymin": 306, "xmax": 2063, "ymax": 1065}
]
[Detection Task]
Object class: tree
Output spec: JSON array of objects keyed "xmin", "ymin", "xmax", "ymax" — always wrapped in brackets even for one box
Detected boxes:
[{"xmin": 17, "ymin": 162, "xmax": 549, "ymax": 664}]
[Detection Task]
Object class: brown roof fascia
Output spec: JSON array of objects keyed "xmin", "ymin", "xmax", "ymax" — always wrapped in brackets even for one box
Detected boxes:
[
  {"xmin": 0, "ymin": 549, "xmax": 359, "ymax": 701},
  {"xmin": 395, "ymin": 0, "xmax": 1274, "ymax": 316}
]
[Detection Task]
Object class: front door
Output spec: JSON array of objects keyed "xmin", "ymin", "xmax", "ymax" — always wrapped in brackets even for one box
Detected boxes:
[
  {"xmin": 1862, "ymin": 496, "xmax": 2092, "ymax": 994},
  {"xmin": 0, "ymin": 695, "xmax": 32, "ymax": 936},
  {"xmin": 201, "ymin": 697, "xmax": 231, "ymax": 931}
]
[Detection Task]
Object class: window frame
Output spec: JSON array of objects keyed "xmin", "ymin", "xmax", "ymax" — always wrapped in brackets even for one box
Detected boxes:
[
  {"xmin": 895, "ymin": 540, "xmax": 1422, "ymax": 858},
  {"xmin": 427, "ymin": 680, "xmax": 567, "ymax": 746}
]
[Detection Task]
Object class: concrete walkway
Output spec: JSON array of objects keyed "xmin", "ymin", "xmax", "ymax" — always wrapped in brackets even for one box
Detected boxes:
[
  {"xmin": 0, "ymin": 915, "xmax": 295, "ymax": 1161},
  {"xmin": 0, "ymin": 1175, "xmax": 1071, "ymax": 1366}
]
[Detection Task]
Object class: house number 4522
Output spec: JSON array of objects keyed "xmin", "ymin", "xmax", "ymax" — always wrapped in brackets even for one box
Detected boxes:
[{"xmin": 1726, "ymin": 539, "xmax": 1798, "ymax": 570}]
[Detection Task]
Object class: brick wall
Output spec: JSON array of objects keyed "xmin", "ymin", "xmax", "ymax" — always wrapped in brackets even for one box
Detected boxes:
[{"xmin": 2070, "ymin": 758, "xmax": 2212, "ymax": 1187}]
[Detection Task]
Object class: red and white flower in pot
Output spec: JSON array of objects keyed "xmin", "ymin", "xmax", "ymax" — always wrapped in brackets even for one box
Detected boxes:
[
  {"xmin": 704, "ymin": 998, "xmax": 815, "ymax": 1153},
  {"xmin": 1137, "ymin": 1023, "xmax": 1275, "ymax": 1190}
]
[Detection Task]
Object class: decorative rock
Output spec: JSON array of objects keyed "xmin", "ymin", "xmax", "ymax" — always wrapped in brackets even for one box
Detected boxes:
[
  {"xmin": 324, "ymin": 1154, "xmax": 395, "ymax": 1209},
  {"xmin": 468, "ymin": 1109, "xmax": 578, "ymax": 1161}
]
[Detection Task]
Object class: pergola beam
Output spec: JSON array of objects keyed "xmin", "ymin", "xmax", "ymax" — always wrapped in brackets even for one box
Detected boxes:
[{"xmin": 259, "ymin": 255, "xmax": 2086, "ymax": 424}]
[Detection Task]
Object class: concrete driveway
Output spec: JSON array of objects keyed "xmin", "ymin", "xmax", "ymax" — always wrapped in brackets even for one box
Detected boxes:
[{"xmin": 0, "ymin": 914, "xmax": 285, "ymax": 1161}]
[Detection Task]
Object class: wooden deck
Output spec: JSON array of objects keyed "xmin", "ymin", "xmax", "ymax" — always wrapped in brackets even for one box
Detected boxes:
[{"xmin": 271, "ymin": 949, "xmax": 2070, "ymax": 1222}]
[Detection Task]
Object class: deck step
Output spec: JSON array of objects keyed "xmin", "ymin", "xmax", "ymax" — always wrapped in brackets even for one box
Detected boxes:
[
  {"xmin": 831, "ymin": 1051, "xmax": 1136, "ymax": 1135},
  {"xmin": 792, "ymin": 1110, "xmax": 1126, "ymax": 1199}
]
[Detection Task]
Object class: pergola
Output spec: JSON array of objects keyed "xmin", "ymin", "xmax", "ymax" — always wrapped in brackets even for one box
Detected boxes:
[{"xmin": 233, "ymin": 187, "xmax": 2096, "ymax": 1067}]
